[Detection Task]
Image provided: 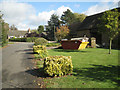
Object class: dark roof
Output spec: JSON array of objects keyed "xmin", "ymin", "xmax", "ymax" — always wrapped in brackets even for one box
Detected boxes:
[
  {"xmin": 69, "ymin": 22, "xmax": 82, "ymax": 36},
  {"xmin": 78, "ymin": 7, "xmax": 120, "ymax": 31},
  {"xmin": 8, "ymin": 30, "xmax": 27, "ymax": 37}
]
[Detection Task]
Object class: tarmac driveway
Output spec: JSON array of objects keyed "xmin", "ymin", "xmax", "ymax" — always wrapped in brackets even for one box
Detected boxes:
[{"xmin": 2, "ymin": 42, "xmax": 39, "ymax": 88}]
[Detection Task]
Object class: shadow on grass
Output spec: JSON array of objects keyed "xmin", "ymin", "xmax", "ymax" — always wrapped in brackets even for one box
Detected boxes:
[
  {"xmin": 52, "ymin": 49, "xmax": 88, "ymax": 53},
  {"xmin": 25, "ymin": 68, "xmax": 52, "ymax": 78},
  {"xmin": 73, "ymin": 64, "xmax": 120, "ymax": 87}
]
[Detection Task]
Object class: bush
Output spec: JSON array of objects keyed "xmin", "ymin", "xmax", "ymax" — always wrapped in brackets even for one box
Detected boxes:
[
  {"xmin": 9, "ymin": 37, "xmax": 26, "ymax": 42},
  {"xmin": 9, "ymin": 37, "xmax": 39, "ymax": 42},
  {"xmin": 34, "ymin": 38, "xmax": 48, "ymax": 46},
  {"xmin": 46, "ymin": 43, "xmax": 61, "ymax": 47},
  {"xmin": 43, "ymin": 56, "xmax": 73, "ymax": 77},
  {"xmin": 33, "ymin": 45, "xmax": 48, "ymax": 59},
  {"xmin": 26, "ymin": 37, "xmax": 38, "ymax": 42}
]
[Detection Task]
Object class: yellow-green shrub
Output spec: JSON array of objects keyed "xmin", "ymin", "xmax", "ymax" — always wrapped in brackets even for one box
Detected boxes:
[
  {"xmin": 33, "ymin": 45, "xmax": 48, "ymax": 59},
  {"xmin": 43, "ymin": 56, "xmax": 73, "ymax": 77},
  {"xmin": 34, "ymin": 38, "xmax": 48, "ymax": 46}
]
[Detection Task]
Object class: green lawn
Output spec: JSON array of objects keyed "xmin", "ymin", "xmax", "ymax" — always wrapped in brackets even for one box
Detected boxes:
[{"xmin": 42, "ymin": 48, "xmax": 119, "ymax": 88}]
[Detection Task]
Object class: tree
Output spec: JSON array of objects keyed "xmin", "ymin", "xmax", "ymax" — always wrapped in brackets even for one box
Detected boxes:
[
  {"xmin": 37, "ymin": 25, "xmax": 44, "ymax": 34},
  {"xmin": 73, "ymin": 13, "xmax": 86, "ymax": 23},
  {"xmin": 97, "ymin": 9, "xmax": 120, "ymax": 54},
  {"xmin": 61, "ymin": 9, "xmax": 75, "ymax": 25},
  {"xmin": 0, "ymin": 12, "xmax": 9, "ymax": 46},
  {"xmin": 10, "ymin": 24, "xmax": 18, "ymax": 30},
  {"xmin": 55, "ymin": 25, "xmax": 69, "ymax": 41},
  {"xmin": 46, "ymin": 14, "xmax": 60, "ymax": 40}
]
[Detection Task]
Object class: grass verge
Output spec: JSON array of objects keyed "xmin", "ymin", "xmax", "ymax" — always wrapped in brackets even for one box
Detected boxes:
[{"xmin": 41, "ymin": 48, "xmax": 119, "ymax": 88}]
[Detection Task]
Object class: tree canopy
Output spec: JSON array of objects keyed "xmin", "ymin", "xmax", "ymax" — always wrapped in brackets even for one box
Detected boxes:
[
  {"xmin": 55, "ymin": 25, "xmax": 69, "ymax": 41},
  {"xmin": 61, "ymin": 9, "xmax": 75, "ymax": 25},
  {"xmin": 37, "ymin": 25, "xmax": 44, "ymax": 34},
  {"xmin": 46, "ymin": 14, "xmax": 60, "ymax": 40},
  {"xmin": 1, "ymin": 12, "xmax": 9, "ymax": 46},
  {"xmin": 73, "ymin": 13, "xmax": 86, "ymax": 23},
  {"xmin": 97, "ymin": 9, "xmax": 120, "ymax": 54}
]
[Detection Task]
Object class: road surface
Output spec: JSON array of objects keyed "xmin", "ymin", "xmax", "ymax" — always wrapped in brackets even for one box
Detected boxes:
[{"xmin": 2, "ymin": 42, "xmax": 39, "ymax": 88}]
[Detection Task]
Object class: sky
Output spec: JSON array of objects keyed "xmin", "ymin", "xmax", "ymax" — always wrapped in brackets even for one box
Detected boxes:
[{"xmin": 0, "ymin": 0, "xmax": 119, "ymax": 30}]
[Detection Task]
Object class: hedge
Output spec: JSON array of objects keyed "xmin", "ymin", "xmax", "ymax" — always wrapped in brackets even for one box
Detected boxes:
[
  {"xmin": 34, "ymin": 38, "xmax": 48, "ymax": 46},
  {"xmin": 33, "ymin": 45, "xmax": 48, "ymax": 59},
  {"xmin": 46, "ymin": 43, "xmax": 61, "ymax": 47},
  {"xmin": 9, "ymin": 37, "xmax": 39, "ymax": 42},
  {"xmin": 43, "ymin": 56, "xmax": 73, "ymax": 77}
]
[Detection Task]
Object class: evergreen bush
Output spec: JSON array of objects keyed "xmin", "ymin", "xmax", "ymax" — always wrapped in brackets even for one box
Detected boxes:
[
  {"xmin": 34, "ymin": 38, "xmax": 48, "ymax": 46},
  {"xmin": 33, "ymin": 45, "xmax": 48, "ymax": 59},
  {"xmin": 43, "ymin": 56, "xmax": 73, "ymax": 77}
]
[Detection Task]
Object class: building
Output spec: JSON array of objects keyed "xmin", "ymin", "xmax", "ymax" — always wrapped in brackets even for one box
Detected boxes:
[
  {"xmin": 8, "ymin": 29, "xmax": 30, "ymax": 39},
  {"xmin": 70, "ymin": 7, "xmax": 120, "ymax": 48}
]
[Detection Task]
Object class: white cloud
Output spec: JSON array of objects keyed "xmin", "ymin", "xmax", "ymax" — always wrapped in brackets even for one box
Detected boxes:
[
  {"xmin": 54, "ymin": 6, "xmax": 73, "ymax": 17},
  {"xmin": 83, "ymin": 1, "xmax": 118, "ymax": 16},
  {"xmin": 0, "ymin": 1, "xmax": 72, "ymax": 30},
  {"xmin": 0, "ymin": 1, "xmax": 36, "ymax": 30},
  {"xmin": 28, "ymin": 6, "xmax": 73, "ymax": 26}
]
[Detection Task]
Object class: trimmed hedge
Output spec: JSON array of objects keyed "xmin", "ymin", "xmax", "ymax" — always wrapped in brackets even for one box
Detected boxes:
[
  {"xmin": 33, "ymin": 45, "xmax": 48, "ymax": 59},
  {"xmin": 9, "ymin": 37, "xmax": 39, "ymax": 42},
  {"xmin": 34, "ymin": 38, "xmax": 48, "ymax": 46},
  {"xmin": 46, "ymin": 43, "xmax": 61, "ymax": 47},
  {"xmin": 9, "ymin": 37, "xmax": 26, "ymax": 42},
  {"xmin": 43, "ymin": 56, "xmax": 73, "ymax": 77}
]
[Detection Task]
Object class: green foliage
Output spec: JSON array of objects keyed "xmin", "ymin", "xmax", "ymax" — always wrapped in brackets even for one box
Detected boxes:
[
  {"xmin": 46, "ymin": 43, "xmax": 61, "ymax": 47},
  {"xmin": 9, "ymin": 37, "xmax": 39, "ymax": 42},
  {"xmin": 1, "ymin": 13, "xmax": 9, "ymax": 47},
  {"xmin": 9, "ymin": 37, "xmax": 26, "ymax": 42},
  {"xmin": 26, "ymin": 37, "xmax": 38, "ymax": 42},
  {"xmin": 2, "ymin": 22, "xmax": 9, "ymax": 47},
  {"xmin": 97, "ymin": 9, "xmax": 120, "ymax": 54},
  {"xmin": 46, "ymin": 14, "xmax": 60, "ymax": 40},
  {"xmin": 61, "ymin": 9, "xmax": 75, "ymax": 25},
  {"xmin": 31, "ymin": 29, "xmax": 39, "ymax": 34},
  {"xmin": 34, "ymin": 38, "xmax": 48, "ymax": 46},
  {"xmin": 33, "ymin": 45, "xmax": 48, "ymax": 59},
  {"xmin": 43, "ymin": 56, "xmax": 73, "ymax": 77},
  {"xmin": 38, "ymin": 25, "xmax": 44, "ymax": 34},
  {"xmin": 98, "ymin": 9, "xmax": 120, "ymax": 40},
  {"xmin": 73, "ymin": 13, "xmax": 86, "ymax": 23}
]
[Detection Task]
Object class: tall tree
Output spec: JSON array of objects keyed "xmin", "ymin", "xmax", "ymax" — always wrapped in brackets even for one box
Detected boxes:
[
  {"xmin": 0, "ymin": 12, "xmax": 9, "ymax": 46},
  {"xmin": 97, "ymin": 9, "xmax": 120, "ymax": 54},
  {"xmin": 46, "ymin": 14, "xmax": 60, "ymax": 40},
  {"xmin": 37, "ymin": 25, "xmax": 44, "ymax": 34},
  {"xmin": 61, "ymin": 9, "xmax": 75, "ymax": 25}
]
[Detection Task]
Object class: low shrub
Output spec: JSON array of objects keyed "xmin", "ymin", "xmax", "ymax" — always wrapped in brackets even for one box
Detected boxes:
[
  {"xmin": 46, "ymin": 43, "xmax": 61, "ymax": 47},
  {"xmin": 26, "ymin": 37, "xmax": 38, "ymax": 42},
  {"xmin": 34, "ymin": 38, "xmax": 48, "ymax": 46},
  {"xmin": 43, "ymin": 56, "xmax": 73, "ymax": 77},
  {"xmin": 33, "ymin": 45, "xmax": 48, "ymax": 59},
  {"xmin": 9, "ymin": 38, "xmax": 26, "ymax": 42},
  {"xmin": 9, "ymin": 37, "xmax": 39, "ymax": 42}
]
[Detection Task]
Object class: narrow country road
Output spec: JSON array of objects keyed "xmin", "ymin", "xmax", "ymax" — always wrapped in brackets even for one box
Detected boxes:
[{"xmin": 2, "ymin": 42, "xmax": 39, "ymax": 88}]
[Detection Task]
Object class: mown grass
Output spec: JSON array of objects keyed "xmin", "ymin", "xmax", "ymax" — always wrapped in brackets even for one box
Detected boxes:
[{"xmin": 42, "ymin": 48, "xmax": 119, "ymax": 88}]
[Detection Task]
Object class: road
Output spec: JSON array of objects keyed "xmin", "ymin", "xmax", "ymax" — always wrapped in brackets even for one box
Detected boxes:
[{"xmin": 2, "ymin": 42, "xmax": 39, "ymax": 88}]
